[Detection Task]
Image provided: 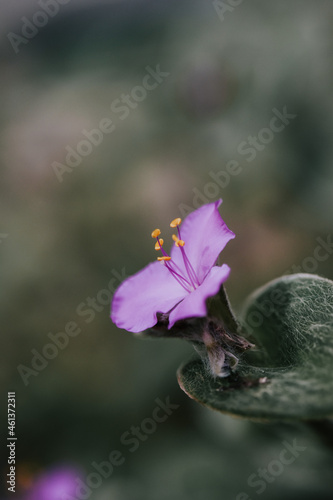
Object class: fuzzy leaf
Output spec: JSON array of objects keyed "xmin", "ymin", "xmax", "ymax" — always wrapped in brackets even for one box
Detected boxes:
[{"xmin": 178, "ymin": 274, "xmax": 333, "ymax": 420}]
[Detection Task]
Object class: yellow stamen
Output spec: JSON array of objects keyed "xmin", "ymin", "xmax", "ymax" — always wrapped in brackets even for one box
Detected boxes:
[
  {"xmin": 155, "ymin": 239, "xmax": 164, "ymax": 250},
  {"xmin": 151, "ymin": 229, "xmax": 161, "ymax": 238},
  {"xmin": 157, "ymin": 256, "xmax": 171, "ymax": 261},
  {"xmin": 172, "ymin": 234, "xmax": 185, "ymax": 247},
  {"xmin": 170, "ymin": 218, "xmax": 182, "ymax": 228}
]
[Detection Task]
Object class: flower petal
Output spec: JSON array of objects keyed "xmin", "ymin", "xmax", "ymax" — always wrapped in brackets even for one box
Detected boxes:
[
  {"xmin": 111, "ymin": 261, "xmax": 188, "ymax": 333},
  {"xmin": 171, "ymin": 200, "xmax": 235, "ymax": 284},
  {"xmin": 168, "ymin": 264, "xmax": 231, "ymax": 328}
]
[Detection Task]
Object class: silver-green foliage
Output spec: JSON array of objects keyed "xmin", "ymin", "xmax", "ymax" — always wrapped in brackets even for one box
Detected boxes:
[{"xmin": 178, "ymin": 274, "xmax": 333, "ymax": 420}]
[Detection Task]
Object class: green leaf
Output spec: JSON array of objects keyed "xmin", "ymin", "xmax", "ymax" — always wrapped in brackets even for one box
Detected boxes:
[{"xmin": 178, "ymin": 274, "xmax": 333, "ymax": 420}]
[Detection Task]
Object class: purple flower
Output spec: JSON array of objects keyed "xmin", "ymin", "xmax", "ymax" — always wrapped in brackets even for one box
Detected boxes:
[
  {"xmin": 27, "ymin": 466, "xmax": 80, "ymax": 500},
  {"xmin": 111, "ymin": 199, "xmax": 235, "ymax": 333}
]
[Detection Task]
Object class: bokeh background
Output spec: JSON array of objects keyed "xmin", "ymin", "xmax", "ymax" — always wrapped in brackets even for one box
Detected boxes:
[{"xmin": 1, "ymin": 1, "xmax": 333, "ymax": 499}]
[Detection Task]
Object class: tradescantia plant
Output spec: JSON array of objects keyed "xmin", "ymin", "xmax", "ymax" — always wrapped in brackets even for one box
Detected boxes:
[{"xmin": 111, "ymin": 201, "xmax": 333, "ymax": 421}]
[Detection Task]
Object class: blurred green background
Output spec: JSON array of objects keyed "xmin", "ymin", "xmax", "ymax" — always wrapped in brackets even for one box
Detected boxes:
[{"xmin": 1, "ymin": 1, "xmax": 333, "ymax": 499}]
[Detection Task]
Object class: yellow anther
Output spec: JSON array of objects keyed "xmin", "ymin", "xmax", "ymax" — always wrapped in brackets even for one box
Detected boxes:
[
  {"xmin": 170, "ymin": 218, "xmax": 182, "ymax": 228},
  {"xmin": 151, "ymin": 229, "xmax": 161, "ymax": 238},
  {"xmin": 172, "ymin": 234, "xmax": 185, "ymax": 247},
  {"xmin": 155, "ymin": 239, "xmax": 164, "ymax": 250},
  {"xmin": 157, "ymin": 256, "xmax": 171, "ymax": 261}
]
